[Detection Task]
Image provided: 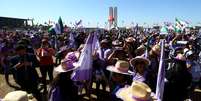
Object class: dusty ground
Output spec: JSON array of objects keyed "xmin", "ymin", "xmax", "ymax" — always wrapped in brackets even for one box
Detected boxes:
[
  {"xmin": 0, "ymin": 68, "xmax": 111, "ymax": 101},
  {"xmin": 0, "ymin": 72, "xmax": 16, "ymax": 98}
]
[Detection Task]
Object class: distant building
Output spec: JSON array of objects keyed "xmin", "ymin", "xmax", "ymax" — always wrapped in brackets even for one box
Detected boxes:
[
  {"xmin": 0, "ymin": 16, "xmax": 33, "ymax": 29},
  {"xmin": 108, "ymin": 7, "xmax": 118, "ymax": 29}
]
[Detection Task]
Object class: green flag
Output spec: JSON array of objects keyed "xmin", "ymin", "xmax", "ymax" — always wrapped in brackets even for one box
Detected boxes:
[
  {"xmin": 48, "ymin": 17, "xmax": 64, "ymax": 34},
  {"xmin": 160, "ymin": 26, "xmax": 168, "ymax": 35},
  {"xmin": 175, "ymin": 18, "xmax": 188, "ymax": 33}
]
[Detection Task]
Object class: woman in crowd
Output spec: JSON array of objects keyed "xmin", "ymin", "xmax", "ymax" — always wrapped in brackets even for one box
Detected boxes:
[
  {"xmin": 48, "ymin": 52, "xmax": 80, "ymax": 101},
  {"xmin": 124, "ymin": 37, "xmax": 137, "ymax": 59},
  {"xmin": 37, "ymin": 38, "xmax": 55, "ymax": 92},
  {"xmin": 107, "ymin": 60, "xmax": 133, "ymax": 101},
  {"xmin": 107, "ymin": 40, "xmax": 128, "ymax": 66},
  {"xmin": 164, "ymin": 54, "xmax": 192, "ymax": 101},
  {"xmin": 185, "ymin": 50, "xmax": 201, "ymax": 91},
  {"xmin": 130, "ymin": 56, "xmax": 150, "ymax": 82},
  {"xmin": 146, "ymin": 44, "xmax": 160, "ymax": 92}
]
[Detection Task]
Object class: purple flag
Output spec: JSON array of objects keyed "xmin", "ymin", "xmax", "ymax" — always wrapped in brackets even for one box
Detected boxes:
[
  {"xmin": 156, "ymin": 40, "xmax": 165, "ymax": 101},
  {"xmin": 76, "ymin": 20, "xmax": 82, "ymax": 26},
  {"xmin": 72, "ymin": 33, "xmax": 94, "ymax": 81},
  {"xmin": 69, "ymin": 32, "xmax": 76, "ymax": 48},
  {"xmin": 92, "ymin": 32, "xmax": 103, "ymax": 60}
]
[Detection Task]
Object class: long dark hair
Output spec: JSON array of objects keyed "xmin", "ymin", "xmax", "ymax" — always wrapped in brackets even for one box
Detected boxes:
[
  {"xmin": 50, "ymin": 71, "xmax": 73, "ymax": 88},
  {"xmin": 48, "ymin": 71, "xmax": 73, "ymax": 98}
]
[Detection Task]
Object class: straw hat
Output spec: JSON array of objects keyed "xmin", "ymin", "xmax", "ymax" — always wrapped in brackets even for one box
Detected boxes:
[
  {"xmin": 130, "ymin": 56, "xmax": 150, "ymax": 67},
  {"xmin": 125, "ymin": 37, "xmax": 135, "ymax": 43},
  {"xmin": 54, "ymin": 52, "xmax": 80, "ymax": 73},
  {"xmin": 112, "ymin": 40, "xmax": 123, "ymax": 46},
  {"xmin": 116, "ymin": 81, "xmax": 155, "ymax": 101},
  {"xmin": 151, "ymin": 45, "xmax": 160, "ymax": 55},
  {"xmin": 107, "ymin": 60, "xmax": 133, "ymax": 75},
  {"xmin": 136, "ymin": 45, "xmax": 146, "ymax": 51},
  {"xmin": 100, "ymin": 39, "xmax": 109, "ymax": 44},
  {"xmin": 2, "ymin": 91, "xmax": 29, "ymax": 101}
]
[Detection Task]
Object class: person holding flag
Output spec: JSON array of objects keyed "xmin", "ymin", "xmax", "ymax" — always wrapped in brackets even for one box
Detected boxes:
[{"xmin": 48, "ymin": 17, "xmax": 64, "ymax": 50}]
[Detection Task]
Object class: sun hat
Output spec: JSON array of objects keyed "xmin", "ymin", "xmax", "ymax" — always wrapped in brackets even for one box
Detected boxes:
[
  {"xmin": 112, "ymin": 40, "xmax": 123, "ymax": 46},
  {"xmin": 54, "ymin": 52, "xmax": 80, "ymax": 73},
  {"xmin": 151, "ymin": 45, "xmax": 160, "ymax": 55},
  {"xmin": 116, "ymin": 81, "xmax": 156, "ymax": 101},
  {"xmin": 125, "ymin": 37, "xmax": 135, "ymax": 43},
  {"xmin": 2, "ymin": 91, "xmax": 29, "ymax": 101},
  {"xmin": 136, "ymin": 45, "xmax": 146, "ymax": 51},
  {"xmin": 107, "ymin": 60, "xmax": 133, "ymax": 75},
  {"xmin": 130, "ymin": 56, "xmax": 150, "ymax": 67},
  {"xmin": 100, "ymin": 39, "xmax": 109, "ymax": 44}
]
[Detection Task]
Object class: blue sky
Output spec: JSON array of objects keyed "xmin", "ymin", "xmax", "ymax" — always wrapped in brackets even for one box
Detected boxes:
[{"xmin": 1, "ymin": 0, "xmax": 201, "ymax": 27}]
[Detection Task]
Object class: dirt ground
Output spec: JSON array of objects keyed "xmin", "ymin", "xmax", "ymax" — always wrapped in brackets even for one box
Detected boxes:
[
  {"xmin": 0, "ymin": 72, "xmax": 16, "ymax": 98},
  {"xmin": 0, "ymin": 68, "xmax": 111, "ymax": 101}
]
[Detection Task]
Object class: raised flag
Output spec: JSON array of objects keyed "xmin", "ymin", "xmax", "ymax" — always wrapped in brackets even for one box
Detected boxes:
[
  {"xmin": 76, "ymin": 20, "xmax": 82, "ymax": 26},
  {"xmin": 69, "ymin": 32, "xmax": 76, "ymax": 49},
  {"xmin": 175, "ymin": 18, "xmax": 188, "ymax": 33},
  {"xmin": 92, "ymin": 32, "xmax": 103, "ymax": 60},
  {"xmin": 72, "ymin": 33, "xmax": 94, "ymax": 81},
  {"xmin": 160, "ymin": 26, "xmax": 168, "ymax": 35},
  {"xmin": 48, "ymin": 17, "xmax": 64, "ymax": 34},
  {"xmin": 156, "ymin": 40, "xmax": 165, "ymax": 101}
]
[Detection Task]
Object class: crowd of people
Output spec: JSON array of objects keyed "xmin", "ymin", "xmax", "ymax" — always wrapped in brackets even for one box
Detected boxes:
[{"xmin": 0, "ymin": 27, "xmax": 201, "ymax": 101}]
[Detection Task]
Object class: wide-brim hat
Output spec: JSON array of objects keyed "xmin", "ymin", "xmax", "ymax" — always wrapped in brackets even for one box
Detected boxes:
[
  {"xmin": 54, "ymin": 62, "xmax": 78, "ymax": 73},
  {"xmin": 116, "ymin": 81, "xmax": 157, "ymax": 101},
  {"xmin": 151, "ymin": 45, "xmax": 160, "ymax": 55},
  {"xmin": 2, "ymin": 91, "xmax": 29, "ymax": 101},
  {"xmin": 54, "ymin": 52, "xmax": 80, "ymax": 73},
  {"xmin": 135, "ymin": 45, "xmax": 146, "ymax": 55},
  {"xmin": 112, "ymin": 40, "xmax": 123, "ymax": 46},
  {"xmin": 107, "ymin": 60, "xmax": 133, "ymax": 75},
  {"xmin": 136, "ymin": 45, "xmax": 146, "ymax": 51},
  {"xmin": 130, "ymin": 56, "xmax": 150, "ymax": 67},
  {"xmin": 125, "ymin": 37, "xmax": 135, "ymax": 43},
  {"xmin": 101, "ymin": 39, "xmax": 109, "ymax": 44}
]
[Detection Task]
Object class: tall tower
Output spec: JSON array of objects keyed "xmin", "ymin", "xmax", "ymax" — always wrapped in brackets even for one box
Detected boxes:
[
  {"xmin": 108, "ymin": 7, "xmax": 118, "ymax": 29},
  {"xmin": 109, "ymin": 7, "xmax": 114, "ymax": 29},
  {"xmin": 114, "ymin": 7, "xmax": 118, "ymax": 28}
]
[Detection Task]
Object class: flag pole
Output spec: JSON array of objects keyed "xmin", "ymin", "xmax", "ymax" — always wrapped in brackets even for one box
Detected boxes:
[{"xmin": 156, "ymin": 39, "xmax": 165, "ymax": 101}]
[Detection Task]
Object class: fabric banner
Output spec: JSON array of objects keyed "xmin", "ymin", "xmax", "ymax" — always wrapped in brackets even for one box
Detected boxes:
[{"xmin": 156, "ymin": 39, "xmax": 165, "ymax": 101}]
